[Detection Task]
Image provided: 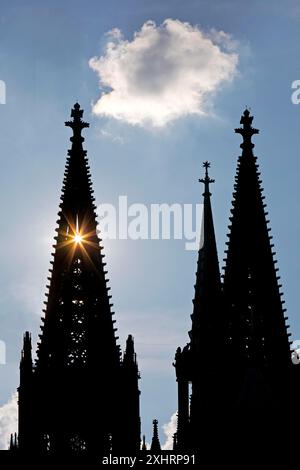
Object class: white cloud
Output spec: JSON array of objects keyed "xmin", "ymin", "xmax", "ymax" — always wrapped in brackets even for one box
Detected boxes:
[
  {"xmin": 0, "ymin": 393, "xmax": 18, "ymax": 450},
  {"xmin": 89, "ymin": 19, "xmax": 238, "ymax": 128},
  {"xmin": 162, "ymin": 411, "xmax": 177, "ymax": 450}
]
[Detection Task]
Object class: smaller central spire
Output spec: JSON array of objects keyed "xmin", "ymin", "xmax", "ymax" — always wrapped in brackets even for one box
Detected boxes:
[
  {"xmin": 235, "ymin": 108, "xmax": 259, "ymax": 155},
  {"xmin": 65, "ymin": 103, "xmax": 89, "ymax": 142},
  {"xmin": 150, "ymin": 419, "xmax": 161, "ymax": 452},
  {"xmin": 199, "ymin": 161, "xmax": 215, "ymax": 196},
  {"xmin": 141, "ymin": 435, "xmax": 147, "ymax": 451}
]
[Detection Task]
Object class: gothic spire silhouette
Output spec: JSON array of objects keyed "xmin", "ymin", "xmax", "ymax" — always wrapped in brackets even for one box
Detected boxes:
[
  {"xmin": 120, "ymin": 335, "xmax": 141, "ymax": 453},
  {"xmin": 223, "ymin": 109, "xmax": 291, "ymax": 370},
  {"xmin": 150, "ymin": 419, "xmax": 161, "ymax": 453},
  {"xmin": 16, "ymin": 104, "xmax": 141, "ymax": 455},
  {"xmin": 36, "ymin": 102, "xmax": 119, "ymax": 369},
  {"xmin": 18, "ymin": 332, "xmax": 33, "ymax": 450},
  {"xmin": 175, "ymin": 162, "xmax": 221, "ymax": 451},
  {"xmin": 141, "ymin": 435, "xmax": 147, "ymax": 451},
  {"xmin": 174, "ymin": 109, "xmax": 294, "ymax": 454},
  {"xmin": 189, "ymin": 161, "xmax": 221, "ymax": 353}
]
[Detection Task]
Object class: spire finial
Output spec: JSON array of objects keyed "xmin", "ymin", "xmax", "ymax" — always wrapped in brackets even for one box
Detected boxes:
[
  {"xmin": 21, "ymin": 331, "xmax": 32, "ymax": 361},
  {"xmin": 123, "ymin": 334, "xmax": 136, "ymax": 365},
  {"xmin": 235, "ymin": 108, "xmax": 259, "ymax": 154},
  {"xmin": 65, "ymin": 103, "xmax": 89, "ymax": 141},
  {"xmin": 199, "ymin": 161, "xmax": 215, "ymax": 195}
]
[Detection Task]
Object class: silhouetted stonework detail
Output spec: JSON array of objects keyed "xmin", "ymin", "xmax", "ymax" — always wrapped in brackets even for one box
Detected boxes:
[
  {"xmin": 174, "ymin": 110, "xmax": 296, "ymax": 453},
  {"xmin": 16, "ymin": 104, "xmax": 141, "ymax": 455}
]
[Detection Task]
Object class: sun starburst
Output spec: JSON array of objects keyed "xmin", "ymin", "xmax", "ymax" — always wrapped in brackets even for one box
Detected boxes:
[{"xmin": 74, "ymin": 233, "xmax": 83, "ymax": 244}]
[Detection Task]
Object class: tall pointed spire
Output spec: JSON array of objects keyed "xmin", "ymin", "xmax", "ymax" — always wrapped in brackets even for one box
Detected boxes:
[
  {"xmin": 174, "ymin": 162, "xmax": 222, "ymax": 452},
  {"xmin": 17, "ymin": 104, "xmax": 141, "ymax": 455},
  {"xmin": 36, "ymin": 103, "xmax": 120, "ymax": 375},
  {"xmin": 189, "ymin": 161, "xmax": 221, "ymax": 353},
  {"xmin": 223, "ymin": 108, "xmax": 291, "ymax": 378},
  {"xmin": 150, "ymin": 419, "xmax": 161, "ymax": 453},
  {"xmin": 188, "ymin": 162, "xmax": 222, "ymax": 449}
]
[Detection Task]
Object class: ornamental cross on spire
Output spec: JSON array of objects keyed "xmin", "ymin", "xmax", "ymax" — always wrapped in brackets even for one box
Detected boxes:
[
  {"xmin": 235, "ymin": 108, "xmax": 259, "ymax": 154},
  {"xmin": 199, "ymin": 161, "xmax": 215, "ymax": 195},
  {"xmin": 65, "ymin": 102, "xmax": 89, "ymax": 141}
]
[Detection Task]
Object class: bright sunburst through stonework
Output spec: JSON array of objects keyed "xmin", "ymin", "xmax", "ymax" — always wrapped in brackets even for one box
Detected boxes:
[{"xmin": 74, "ymin": 233, "xmax": 83, "ymax": 244}]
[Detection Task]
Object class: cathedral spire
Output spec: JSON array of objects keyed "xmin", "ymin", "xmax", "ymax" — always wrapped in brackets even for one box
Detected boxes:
[
  {"xmin": 17, "ymin": 104, "xmax": 140, "ymax": 455},
  {"xmin": 173, "ymin": 109, "xmax": 294, "ymax": 453},
  {"xmin": 174, "ymin": 162, "xmax": 221, "ymax": 452},
  {"xmin": 141, "ymin": 435, "xmax": 147, "ymax": 451},
  {"xmin": 150, "ymin": 419, "xmax": 161, "ymax": 453},
  {"xmin": 223, "ymin": 109, "xmax": 291, "ymax": 371},
  {"xmin": 189, "ymin": 162, "xmax": 221, "ymax": 352},
  {"xmin": 35, "ymin": 103, "xmax": 120, "ymax": 372}
]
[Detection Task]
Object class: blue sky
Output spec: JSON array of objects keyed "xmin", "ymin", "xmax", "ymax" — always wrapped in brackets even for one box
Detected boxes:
[{"xmin": 1, "ymin": 0, "xmax": 300, "ymax": 448}]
